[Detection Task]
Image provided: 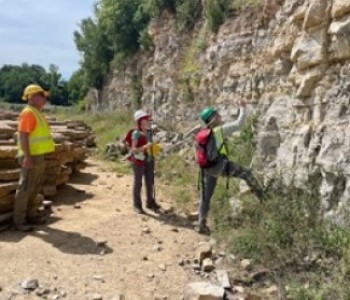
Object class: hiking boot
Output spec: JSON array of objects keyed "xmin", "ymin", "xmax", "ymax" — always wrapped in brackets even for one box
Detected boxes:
[
  {"xmin": 146, "ymin": 202, "xmax": 161, "ymax": 211},
  {"xmin": 133, "ymin": 206, "xmax": 145, "ymax": 214},
  {"xmin": 195, "ymin": 224, "xmax": 211, "ymax": 235},
  {"xmin": 14, "ymin": 223, "xmax": 34, "ymax": 232}
]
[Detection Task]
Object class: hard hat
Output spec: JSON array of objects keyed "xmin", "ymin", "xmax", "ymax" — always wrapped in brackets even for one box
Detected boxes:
[
  {"xmin": 134, "ymin": 110, "xmax": 150, "ymax": 122},
  {"xmin": 200, "ymin": 107, "xmax": 216, "ymax": 123},
  {"xmin": 22, "ymin": 84, "xmax": 49, "ymax": 101}
]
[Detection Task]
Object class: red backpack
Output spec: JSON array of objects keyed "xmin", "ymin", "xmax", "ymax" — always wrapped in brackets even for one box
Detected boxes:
[
  {"xmin": 195, "ymin": 128, "xmax": 213, "ymax": 168},
  {"xmin": 123, "ymin": 128, "xmax": 150, "ymax": 147}
]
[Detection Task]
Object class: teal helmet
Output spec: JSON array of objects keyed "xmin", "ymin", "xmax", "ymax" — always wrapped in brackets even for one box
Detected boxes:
[{"xmin": 200, "ymin": 107, "xmax": 216, "ymax": 123}]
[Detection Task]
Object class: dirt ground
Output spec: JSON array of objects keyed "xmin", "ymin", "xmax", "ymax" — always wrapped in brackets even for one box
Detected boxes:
[{"xmin": 0, "ymin": 159, "xmax": 209, "ymax": 300}]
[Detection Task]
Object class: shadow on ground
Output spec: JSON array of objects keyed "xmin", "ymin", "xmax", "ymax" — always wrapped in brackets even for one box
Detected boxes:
[
  {"xmin": 0, "ymin": 216, "xmax": 113, "ymax": 255},
  {"xmin": 67, "ymin": 171, "xmax": 99, "ymax": 185},
  {"xmin": 146, "ymin": 210, "xmax": 196, "ymax": 230},
  {"xmin": 51, "ymin": 184, "xmax": 95, "ymax": 206}
]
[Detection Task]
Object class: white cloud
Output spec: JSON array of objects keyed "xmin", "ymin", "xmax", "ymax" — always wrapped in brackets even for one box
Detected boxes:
[{"xmin": 0, "ymin": 0, "xmax": 95, "ymax": 79}]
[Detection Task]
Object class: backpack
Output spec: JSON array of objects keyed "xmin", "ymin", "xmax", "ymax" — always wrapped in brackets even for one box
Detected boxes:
[
  {"xmin": 195, "ymin": 128, "xmax": 217, "ymax": 168},
  {"xmin": 124, "ymin": 128, "xmax": 152, "ymax": 147},
  {"xmin": 195, "ymin": 127, "xmax": 230, "ymax": 190}
]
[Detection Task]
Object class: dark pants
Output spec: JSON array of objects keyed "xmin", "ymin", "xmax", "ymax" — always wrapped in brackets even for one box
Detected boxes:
[
  {"xmin": 199, "ymin": 160, "xmax": 263, "ymax": 225},
  {"xmin": 132, "ymin": 160, "xmax": 155, "ymax": 208},
  {"xmin": 14, "ymin": 155, "xmax": 45, "ymax": 225}
]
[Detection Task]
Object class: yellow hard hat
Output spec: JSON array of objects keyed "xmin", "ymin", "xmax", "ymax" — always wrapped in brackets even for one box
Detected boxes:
[
  {"xmin": 22, "ymin": 84, "xmax": 49, "ymax": 101},
  {"xmin": 147, "ymin": 143, "xmax": 162, "ymax": 157}
]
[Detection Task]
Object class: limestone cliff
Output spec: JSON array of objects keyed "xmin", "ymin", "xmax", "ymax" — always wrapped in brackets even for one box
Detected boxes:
[{"xmin": 89, "ymin": 0, "xmax": 350, "ymax": 225}]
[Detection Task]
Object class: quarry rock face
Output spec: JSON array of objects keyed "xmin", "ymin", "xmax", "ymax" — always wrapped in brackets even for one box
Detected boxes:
[{"xmin": 88, "ymin": 0, "xmax": 350, "ymax": 225}]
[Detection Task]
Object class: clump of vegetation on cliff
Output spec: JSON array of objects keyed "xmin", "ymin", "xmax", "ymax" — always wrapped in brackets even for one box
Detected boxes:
[
  {"xmin": 74, "ymin": 0, "xmax": 261, "ymax": 98},
  {"xmin": 209, "ymin": 117, "xmax": 350, "ymax": 299}
]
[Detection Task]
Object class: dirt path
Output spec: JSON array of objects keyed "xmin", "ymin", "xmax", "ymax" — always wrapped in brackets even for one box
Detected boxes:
[{"xmin": 0, "ymin": 159, "xmax": 208, "ymax": 300}]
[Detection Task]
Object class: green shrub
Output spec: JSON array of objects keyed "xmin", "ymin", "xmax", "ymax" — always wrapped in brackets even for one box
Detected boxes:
[
  {"xmin": 130, "ymin": 75, "xmax": 143, "ymax": 109},
  {"xmin": 228, "ymin": 115, "xmax": 257, "ymax": 166},
  {"xmin": 75, "ymin": 98, "xmax": 88, "ymax": 111},
  {"xmin": 141, "ymin": 0, "xmax": 177, "ymax": 17},
  {"xmin": 231, "ymin": 0, "xmax": 261, "ymax": 10},
  {"xmin": 138, "ymin": 28, "xmax": 154, "ymax": 51},
  {"xmin": 206, "ymin": 0, "xmax": 230, "ymax": 33},
  {"xmin": 156, "ymin": 153, "xmax": 198, "ymax": 212},
  {"xmin": 176, "ymin": 0, "xmax": 202, "ymax": 30}
]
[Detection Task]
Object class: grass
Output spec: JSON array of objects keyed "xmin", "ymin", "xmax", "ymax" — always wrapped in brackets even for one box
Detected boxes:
[
  {"xmin": 55, "ymin": 107, "xmax": 134, "ymax": 174},
  {"xmin": 55, "ymin": 107, "xmax": 133, "ymax": 153},
  {"xmin": 55, "ymin": 107, "xmax": 350, "ymax": 299},
  {"xmin": 206, "ymin": 117, "xmax": 350, "ymax": 299},
  {"xmin": 156, "ymin": 153, "xmax": 198, "ymax": 213}
]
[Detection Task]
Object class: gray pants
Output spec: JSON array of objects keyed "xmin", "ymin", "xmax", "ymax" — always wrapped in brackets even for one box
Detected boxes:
[
  {"xmin": 132, "ymin": 160, "xmax": 155, "ymax": 208},
  {"xmin": 14, "ymin": 155, "xmax": 45, "ymax": 225},
  {"xmin": 199, "ymin": 159, "xmax": 263, "ymax": 225}
]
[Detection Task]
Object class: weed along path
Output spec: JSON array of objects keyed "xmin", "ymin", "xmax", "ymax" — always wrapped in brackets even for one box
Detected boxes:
[{"xmin": 0, "ymin": 158, "xmax": 206, "ymax": 300}]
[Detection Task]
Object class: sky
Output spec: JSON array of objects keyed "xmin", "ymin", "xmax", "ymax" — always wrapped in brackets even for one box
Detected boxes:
[{"xmin": 0, "ymin": 0, "xmax": 96, "ymax": 79}]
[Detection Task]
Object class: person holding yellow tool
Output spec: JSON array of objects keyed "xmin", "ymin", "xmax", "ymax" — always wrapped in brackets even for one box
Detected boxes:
[
  {"xmin": 14, "ymin": 84, "xmax": 55, "ymax": 231},
  {"xmin": 124, "ymin": 110, "xmax": 162, "ymax": 214}
]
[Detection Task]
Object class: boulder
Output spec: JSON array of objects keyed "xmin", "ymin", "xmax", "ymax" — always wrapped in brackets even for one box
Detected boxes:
[
  {"xmin": 291, "ymin": 28, "xmax": 327, "ymax": 70},
  {"xmin": 196, "ymin": 243, "xmax": 212, "ymax": 263},
  {"xmin": 303, "ymin": 0, "xmax": 328, "ymax": 30},
  {"xmin": 329, "ymin": 17, "xmax": 350, "ymax": 60},
  {"xmin": 184, "ymin": 282, "xmax": 224, "ymax": 300},
  {"xmin": 296, "ymin": 70, "xmax": 322, "ymax": 98},
  {"xmin": 332, "ymin": 0, "xmax": 350, "ymax": 19}
]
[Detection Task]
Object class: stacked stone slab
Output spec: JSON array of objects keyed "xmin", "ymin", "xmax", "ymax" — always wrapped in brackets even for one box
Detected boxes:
[{"xmin": 0, "ymin": 110, "xmax": 95, "ymax": 216}]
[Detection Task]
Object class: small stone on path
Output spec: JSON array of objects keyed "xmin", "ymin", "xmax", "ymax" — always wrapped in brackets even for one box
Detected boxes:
[{"xmin": 21, "ymin": 279, "xmax": 39, "ymax": 290}]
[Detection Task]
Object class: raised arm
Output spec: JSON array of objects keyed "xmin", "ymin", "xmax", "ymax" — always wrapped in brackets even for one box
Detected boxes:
[{"xmin": 222, "ymin": 99, "xmax": 247, "ymax": 136}]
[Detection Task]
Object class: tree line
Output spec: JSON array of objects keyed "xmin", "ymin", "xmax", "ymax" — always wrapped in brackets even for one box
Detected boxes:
[
  {"xmin": 0, "ymin": 1, "xmax": 259, "ymax": 107},
  {"xmin": 73, "ymin": 0, "xmax": 260, "ymax": 92},
  {"xmin": 0, "ymin": 63, "xmax": 86, "ymax": 106}
]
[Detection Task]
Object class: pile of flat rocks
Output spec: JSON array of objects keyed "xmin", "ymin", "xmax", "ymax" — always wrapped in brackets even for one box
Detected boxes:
[{"xmin": 0, "ymin": 110, "xmax": 95, "ymax": 220}]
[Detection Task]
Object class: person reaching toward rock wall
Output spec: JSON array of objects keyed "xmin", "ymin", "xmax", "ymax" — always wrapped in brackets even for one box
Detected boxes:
[{"xmin": 195, "ymin": 99, "xmax": 265, "ymax": 234}]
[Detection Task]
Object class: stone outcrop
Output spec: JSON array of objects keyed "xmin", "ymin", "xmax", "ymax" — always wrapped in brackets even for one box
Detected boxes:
[
  {"xmin": 0, "ymin": 111, "xmax": 95, "ymax": 217},
  {"xmin": 88, "ymin": 0, "xmax": 350, "ymax": 225},
  {"xmin": 184, "ymin": 282, "xmax": 224, "ymax": 300}
]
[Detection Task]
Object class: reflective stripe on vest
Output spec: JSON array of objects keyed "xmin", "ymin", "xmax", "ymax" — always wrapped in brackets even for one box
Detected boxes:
[
  {"xmin": 18, "ymin": 105, "xmax": 55, "ymax": 156},
  {"xmin": 213, "ymin": 126, "xmax": 228, "ymax": 157}
]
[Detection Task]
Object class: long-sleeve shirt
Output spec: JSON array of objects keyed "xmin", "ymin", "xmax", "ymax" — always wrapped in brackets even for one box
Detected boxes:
[
  {"xmin": 221, "ymin": 107, "xmax": 247, "ymax": 137},
  {"xmin": 205, "ymin": 107, "xmax": 247, "ymax": 176}
]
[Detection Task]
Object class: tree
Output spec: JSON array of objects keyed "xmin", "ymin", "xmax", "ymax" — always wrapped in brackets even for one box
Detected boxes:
[
  {"xmin": 67, "ymin": 69, "xmax": 87, "ymax": 104},
  {"xmin": 0, "ymin": 64, "xmax": 68, "ymax": 105},
  {"xmin": 74, "ymin": 17, "xmax": 114, "ymax": 90}
]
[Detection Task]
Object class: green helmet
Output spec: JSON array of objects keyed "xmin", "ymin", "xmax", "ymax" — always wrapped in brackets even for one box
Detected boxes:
[{"xmin": 200, "ymin": 107, "xmax": 216, "ymax": 123}]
